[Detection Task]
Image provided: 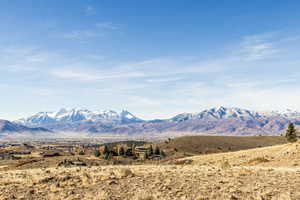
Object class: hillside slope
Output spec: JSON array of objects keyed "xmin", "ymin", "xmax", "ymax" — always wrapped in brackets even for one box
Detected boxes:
[
  {"xmin": 157, "ymin": 135, "xmax": 286, "ymax": 157},
  {"xmin": 181, "ymin": 140, "xmax": 300, "ymax": 168}
]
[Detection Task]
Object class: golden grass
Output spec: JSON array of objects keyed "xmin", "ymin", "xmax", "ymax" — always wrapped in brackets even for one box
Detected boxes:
[{"xmin": 0, "ymin": 142, "xmax": 300, "ymax": 199}]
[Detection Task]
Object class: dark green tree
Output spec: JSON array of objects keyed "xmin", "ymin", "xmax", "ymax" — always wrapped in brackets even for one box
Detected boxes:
[
  {"xmin": 131, "ymin": 144, "xmax": 136, "ymax": 157},
  {"xmin": 145, "ymin": 152, "xmax": 149, "ymax": 160},
  {"xmin": 108, "ymin": 152, "xmax": 113, "ymax": 160},
  {"xmin": 104, "ymin": 152, "xmax": 111, "ymax": 160},
  {"xmin": 103, "ymin": 145, "xmax": 109, "ymax": 155},
  {"xmin": 286, "ymin": 122, "xmax": 298, "ymax": 142},
  {"xmin": 154, "ymin": 146, "xmax": 160, "ymax": 155},
  {"xmin": 149, "ymin": 145, "xmax": 153, "ymax": 156},
  {"xmin": 94, "ymin": 150, "xmax": 101, "ymax": 157}
]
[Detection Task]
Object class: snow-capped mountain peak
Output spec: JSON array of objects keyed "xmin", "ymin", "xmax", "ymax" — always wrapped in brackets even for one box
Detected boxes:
[
  {"xmin": 16, "ymin": 108, "xmax": 143, "ymax": 126},
  {"xmin": 12, "ymin": 106, "xmax": 300, "ymax": 136},
  {"xmin": 171, "ymin": 106, "xmax": 263, "ymax": 122}
]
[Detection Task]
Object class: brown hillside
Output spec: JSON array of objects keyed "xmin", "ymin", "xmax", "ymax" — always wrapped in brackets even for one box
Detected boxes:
[{"xmin": 158, "ymin": 135, "xmax": 286, "ymax": 157}]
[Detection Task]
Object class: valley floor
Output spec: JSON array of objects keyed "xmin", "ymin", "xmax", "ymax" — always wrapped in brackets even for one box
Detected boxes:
[{"xmin": 1, "ymin": 141, "xmax": 300, "ymax": 200}]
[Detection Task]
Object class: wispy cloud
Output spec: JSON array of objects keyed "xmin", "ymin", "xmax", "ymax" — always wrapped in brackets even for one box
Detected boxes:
[
  {"xmin": 238, "ymin": 35, "xmax": 279, "ymax": 61},
  {"xmin": 0, "ymin": 46, "xmax": 58, "ymax": 72},
  {"xmin": 50, "ymin": 68, "xmax": 145, "ymax": 81},
  {"xmin": 62, "ymin": 30, "xmax": 102, "ymax": 40},
  {"xmin": 146, "ymin": 77, "xmax": 184, "ymax": 83},
  {"xmin": 51, "ymin": 70, "xmax": 99, "ymax": 81},
  {"xmin": 84, "ymin": 5, "xmax": 96, "ymax": 16},
  {"xmin": 96, "ymin": 22, "xmax": 118, "ymax": 30},
  {"xmin": 61, "ymin": 22, "xmax": 118, "ymax": 40}
]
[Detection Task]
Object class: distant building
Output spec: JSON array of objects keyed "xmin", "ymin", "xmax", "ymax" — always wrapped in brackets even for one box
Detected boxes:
[{"xmin": 134, "ymin": 146, "xmax": 151, "ymax": 160}]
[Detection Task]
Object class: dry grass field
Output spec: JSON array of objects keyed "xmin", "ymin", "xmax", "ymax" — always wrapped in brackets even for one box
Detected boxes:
[{"xmin": 1, "ymin": 139, "xmax": 300, "ymax": 199}]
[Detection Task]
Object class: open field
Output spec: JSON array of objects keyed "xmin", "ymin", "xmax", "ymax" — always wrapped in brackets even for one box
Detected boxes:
[
  {"xmin": 1, "ymin": 164, "xmax": 299, "ymax": 200},
  {"xmin": 1, "ymin": 138, "xmax": 300, "ymax": 199}
]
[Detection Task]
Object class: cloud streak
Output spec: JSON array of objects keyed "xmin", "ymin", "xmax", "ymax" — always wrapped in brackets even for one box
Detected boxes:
[
  {"xmin": 50, "ymin": 68, "xmax": 145, "ymax": 81},
  {"xmin": 61, "ymin": 22, "xmax": 118, "ymax": 41}
]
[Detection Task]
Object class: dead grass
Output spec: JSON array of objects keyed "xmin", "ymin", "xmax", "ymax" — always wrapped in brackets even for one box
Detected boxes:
[
  {"xmin": 133, "ymin": 191, "xmax": 155, "ymax": 200},
  {"xmin": 179, "ymin": 141, "xmax": 300, "ymax": 168},
  {"xmin": 0, "ymin": 163, "xmax": 299, "ymax": 199},
  {"xmin": 220, "ymin": 160, "xmax": 231, "ymax": 169},
  {"xmin": 1, "ymin": 142, "xmax": 300, "ymax": 199},
  {"xmin": 247, "ymin": 157, "xmax": 269, "ymax": 165}
]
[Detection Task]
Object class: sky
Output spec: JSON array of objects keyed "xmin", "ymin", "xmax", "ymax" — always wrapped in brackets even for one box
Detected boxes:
[{"xmin": 1, "ymin": 0, "xmax": 300, "ymax": 120}]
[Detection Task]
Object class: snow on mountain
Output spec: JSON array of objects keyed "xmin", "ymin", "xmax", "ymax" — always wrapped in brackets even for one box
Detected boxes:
[
  {"xmin": 16, "ymin": 108, "xmax": 143, "ymax": 126},
  {"xmin": 277, "ymin": 109, "xmax": 300, "ymax": 118},
  {"xmin": 171, "ymin": 106, "xmax": 263, "ymax": 122},
  {"xmin": 13, "ymin": 106, "xmax": 300, "ymax": 136}
]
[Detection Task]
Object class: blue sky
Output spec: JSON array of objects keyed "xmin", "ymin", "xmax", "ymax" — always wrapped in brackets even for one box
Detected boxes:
[{"xmin": 1, "ymin": 0, "xmax": 300, "ymax": 120}]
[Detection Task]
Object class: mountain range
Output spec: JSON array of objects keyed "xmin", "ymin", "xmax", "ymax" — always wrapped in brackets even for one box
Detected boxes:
[
  {"xmin": 0, "ymin": 120, "xmax": 50, "ymax": 136},
  {"xmin": 5, "ymin": 106, "xmax": 299, "ymax": 136},
  {"xmin": 16, "ymin": 108, "xmax": 142, "ymax": 126}
]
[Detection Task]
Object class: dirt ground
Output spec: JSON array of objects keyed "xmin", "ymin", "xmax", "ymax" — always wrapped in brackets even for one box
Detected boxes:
[{"xmin": 1, "ymin": 141, "xmax": 300, "ymax": 200}]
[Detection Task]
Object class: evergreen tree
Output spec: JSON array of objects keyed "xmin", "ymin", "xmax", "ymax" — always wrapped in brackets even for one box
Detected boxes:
[
  {"xmin": 108, "ymin": 152, "xmax": 113, "ymax": 160},
  {"xmin": 286, "ymin": 122, "xmax": 298, "ymax": 142},
  {"xmin": 132, "ymin": 144, "xmax": 136, "ymax": 156},
  {"xmin": 104, "ymin": 152, "xmax": 111, "ymax": 160},
  {"xmin": 119, "ymin": 146, "xmax": 125, "ymax": 156},
  {"xmin": 149, "ymin": 145, "xmax": 153, "ymax": 156},
  {"xmin": 103, "ymin": 145, "xmax": 109, "ymax": 155},
  {"xmin": 94, "ymin": 150, "xmax": 101, "ymax": 157},
  {"xmin": 154, "ymin": 146, "xmax": 160, "ymax": 155}
]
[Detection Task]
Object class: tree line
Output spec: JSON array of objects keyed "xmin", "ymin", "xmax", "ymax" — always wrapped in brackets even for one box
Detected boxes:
[{"xmin": 93, "ymin": 144, "xmax": 165, "ymax": 160}]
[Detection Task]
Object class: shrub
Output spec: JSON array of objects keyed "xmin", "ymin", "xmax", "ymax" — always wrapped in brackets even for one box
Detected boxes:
[{"xmin": 220, "ymin": 160, "xmax": 231, "ymax": 169}]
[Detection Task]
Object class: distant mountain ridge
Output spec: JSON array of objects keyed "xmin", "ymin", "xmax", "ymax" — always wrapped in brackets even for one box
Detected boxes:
[
  {"xmin": 0, "ymin": 120, "xmax": 50, "ymax": 135},
  {"xmin": 13, "ymin": 106, "xmax": 300, "ymax": 136},
  {"xmin": 16, "ymin": 108, "xmax": 143, "ymax": 126},
  {"xmin": 170, "ymin": 107, "xmax": 263, "ymax": 122}
]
